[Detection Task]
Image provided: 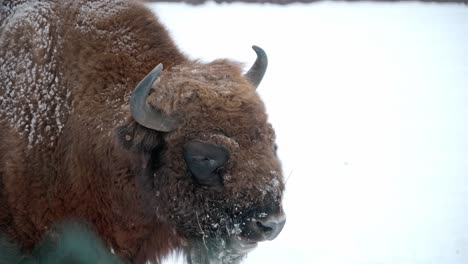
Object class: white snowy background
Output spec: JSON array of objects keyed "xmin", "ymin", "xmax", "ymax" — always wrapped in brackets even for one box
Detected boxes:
[{"xmin": 146, "ymin": 2, "xmax": 468, "ymax": 264}]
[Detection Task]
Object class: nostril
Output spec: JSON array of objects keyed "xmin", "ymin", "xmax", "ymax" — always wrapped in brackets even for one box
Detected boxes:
[
  {"xmin": 248, "ymin": 215, "xmax": 286, "ymax": 242},
  {"xmin": 256, "ymin": 221, "xmax": 273, "ymax": 234}
]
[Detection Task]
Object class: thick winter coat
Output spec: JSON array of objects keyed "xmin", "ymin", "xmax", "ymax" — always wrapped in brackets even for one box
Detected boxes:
[{"xmin": 0, "ymin": 0, "xmax": 285, "ymax": 263}]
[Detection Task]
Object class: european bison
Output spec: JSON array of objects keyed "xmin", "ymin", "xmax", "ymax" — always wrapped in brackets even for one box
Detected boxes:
[{"xmin": 0, "ymin": 0, "xmax": 286, "ymax": 263}]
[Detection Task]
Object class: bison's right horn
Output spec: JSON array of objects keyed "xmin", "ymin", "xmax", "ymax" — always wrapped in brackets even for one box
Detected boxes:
[
  {"xmin": 130, "ymin": 64, "xmax": 176, "ymax": 132},
  {"xmin": 244, "ymin": 45, "xmax": 268, "ymax": 89}
]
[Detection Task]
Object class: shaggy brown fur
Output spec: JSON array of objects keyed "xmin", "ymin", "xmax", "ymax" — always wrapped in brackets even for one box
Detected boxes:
[{"xmin": 0, "ymin": 0, "xmax": 285, "ymax": 263}]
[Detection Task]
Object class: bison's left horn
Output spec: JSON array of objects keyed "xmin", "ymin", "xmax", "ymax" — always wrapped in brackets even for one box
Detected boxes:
[
  {"xmin": 130, "ymin": 64, "xmax": 176, "ymax": 132},
  {"xmin": 244, "ymin": 45, "xmax": 268, "ymax": 89}
]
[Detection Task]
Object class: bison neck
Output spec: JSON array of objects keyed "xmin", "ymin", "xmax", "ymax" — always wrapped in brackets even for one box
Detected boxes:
[{"xmin": 55, "ymin": 1, "xmax": 188, "ymax": 260}]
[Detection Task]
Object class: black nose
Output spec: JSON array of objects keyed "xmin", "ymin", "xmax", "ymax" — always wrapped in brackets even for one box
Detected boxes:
[{"xmin": 247, "ymin": 214, "xmax": 286, "ymax": 241}]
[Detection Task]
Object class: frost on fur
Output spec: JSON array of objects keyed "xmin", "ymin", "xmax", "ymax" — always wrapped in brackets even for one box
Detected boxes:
[{"xmin": 0, "ymin": 1, "xmax": 285, "ymax": 263}]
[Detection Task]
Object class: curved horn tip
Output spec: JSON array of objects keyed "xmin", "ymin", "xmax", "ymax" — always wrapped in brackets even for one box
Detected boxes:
[
  {"xmin": 252, "ymin": 45, "xmax": 266, "ymax": 56},
  {"xmin": 130, "ymin": 63, "xmax": 176, "ymax": 132},
  {"xmin": 245, "ymin": 45, "xmax": 268, "ymax": 88},
  {"xmin": 154, "ymin": 63, "xmax": 164, "ymax": 72}
]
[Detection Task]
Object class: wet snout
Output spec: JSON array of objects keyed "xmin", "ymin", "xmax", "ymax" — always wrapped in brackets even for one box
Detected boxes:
[{"xmin": 246, "ymin": 213, "xmax": 286, "ymax": 241}]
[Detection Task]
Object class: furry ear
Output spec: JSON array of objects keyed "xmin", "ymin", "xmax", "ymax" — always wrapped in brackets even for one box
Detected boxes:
[
  {"xmin": 30, "ymin": 221, "xmax": 123, "ymax": 264},
  {"xmin": 115, "ymin": 121, "xmax": 163, "ymax": 154}
]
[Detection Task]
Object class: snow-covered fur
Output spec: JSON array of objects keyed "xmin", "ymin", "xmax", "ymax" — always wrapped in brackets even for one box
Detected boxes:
[{"xmin": 0, "ymin": 0, "xmax": 285, "ymax": 263}]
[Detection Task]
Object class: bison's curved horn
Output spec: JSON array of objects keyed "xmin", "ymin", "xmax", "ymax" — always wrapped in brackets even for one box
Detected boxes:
[
  {"xmin": 130, "ymin": 64, "xmax": 176, "ymax": 132},
  {"xmin": 244, "ymin": 45, "xmax": 268, "ymax": 89}
]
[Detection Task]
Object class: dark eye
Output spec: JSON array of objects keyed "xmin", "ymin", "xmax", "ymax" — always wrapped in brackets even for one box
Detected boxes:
[{"xmin": 183, "ymin": 142, "xmax": 229, "ymax": 190}]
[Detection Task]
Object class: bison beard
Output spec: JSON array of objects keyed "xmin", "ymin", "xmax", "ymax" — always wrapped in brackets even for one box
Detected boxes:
[{"xmin": 0, "ymin": 0, "xmax": 286, "ymax": 263}]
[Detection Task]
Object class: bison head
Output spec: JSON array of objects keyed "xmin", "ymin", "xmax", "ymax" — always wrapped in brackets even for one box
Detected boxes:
[{"xmin": 120, "ymin": 46, "xmax": 285, "ymax": 263}]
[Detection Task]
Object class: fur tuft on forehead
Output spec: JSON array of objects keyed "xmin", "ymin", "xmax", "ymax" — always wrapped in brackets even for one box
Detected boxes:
[
  {"xmin": 146, "ymin": 60, "xmax": 260, "ymax": 116},
  {"xmin": 170, "ymin": 59, "xmax": 244, "ymax": 81}
]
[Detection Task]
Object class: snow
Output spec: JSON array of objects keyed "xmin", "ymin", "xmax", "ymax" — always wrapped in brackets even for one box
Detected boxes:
[
  {"xmin": 76, "ymin": 0, "xmax": 131, "ymax": 33},
  {"xmin": 0, "ymin": 1, "xmax": 69, "ymax": 149},
  {"xmin": 147, "ymin": 2, "xmax": 468, "ymax": 264}
]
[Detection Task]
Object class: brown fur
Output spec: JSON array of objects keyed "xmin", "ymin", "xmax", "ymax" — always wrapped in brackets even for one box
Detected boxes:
[{"xmin": 0, "ymin": 0, "xmax": 284, "ymax": 263}]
